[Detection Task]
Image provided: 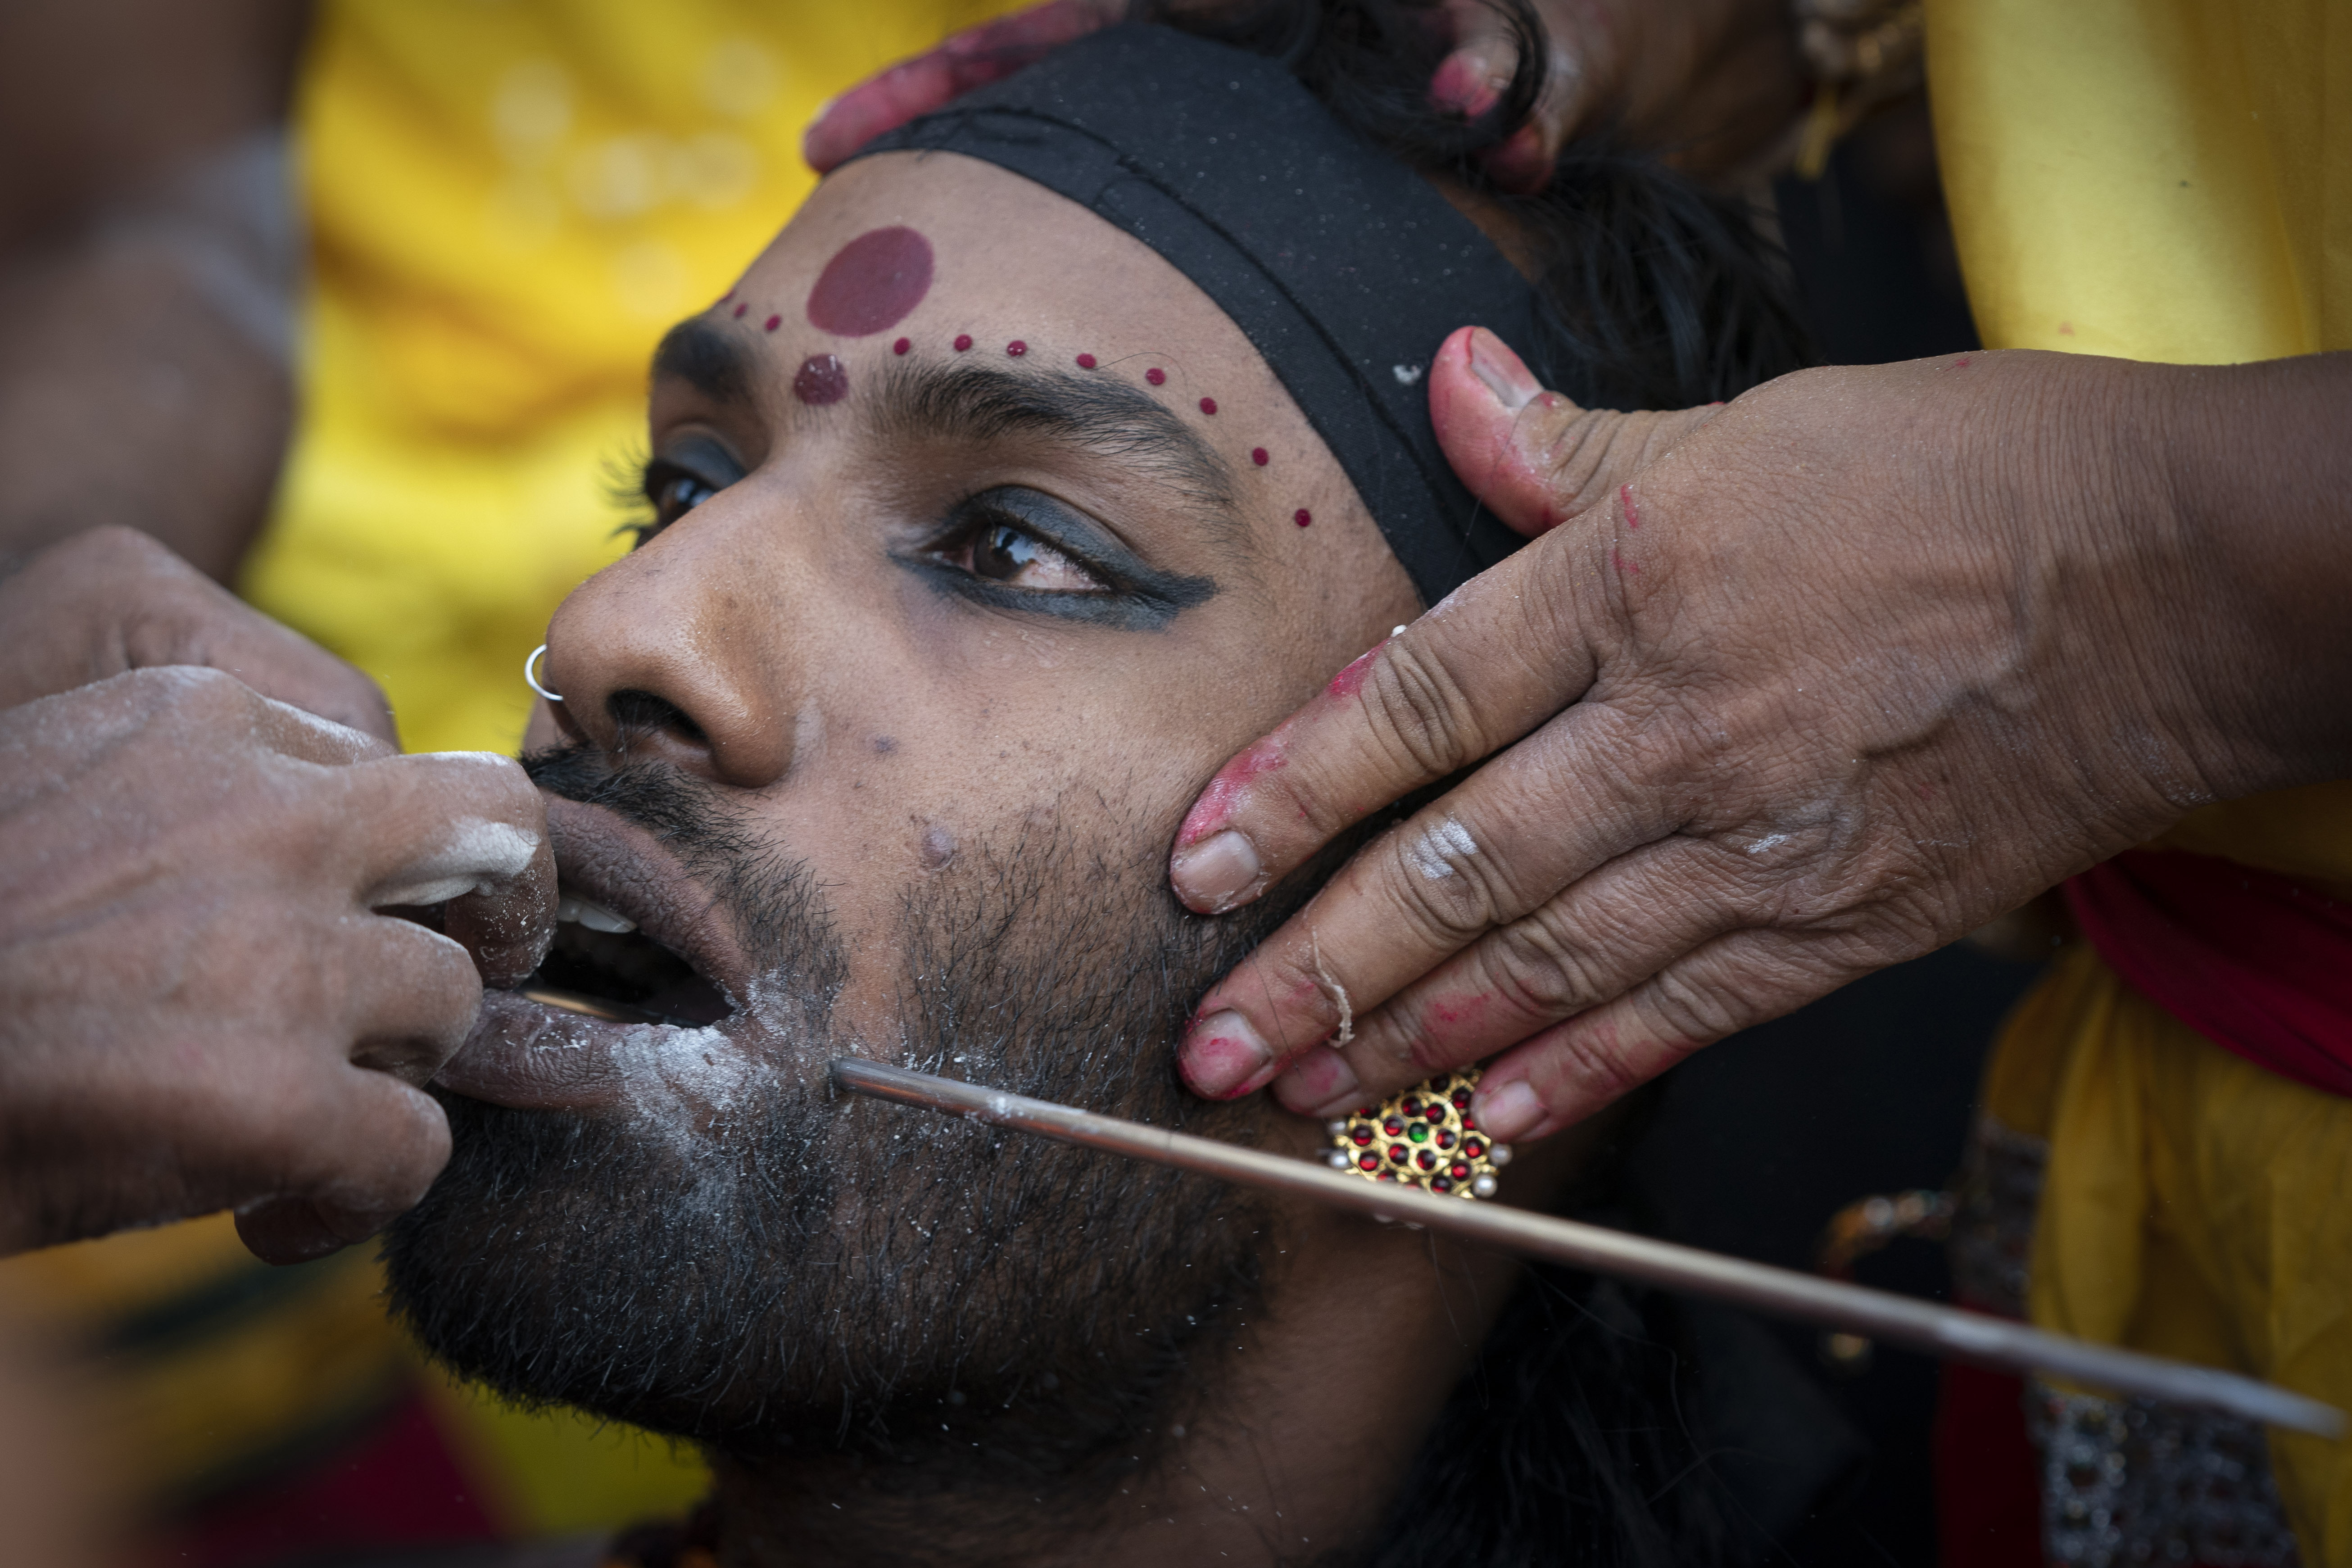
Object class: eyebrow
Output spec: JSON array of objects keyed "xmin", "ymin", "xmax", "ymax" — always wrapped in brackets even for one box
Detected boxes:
[
  {"xmin": 649, "ymin": 317, "xmax": 1240, "ymax": 528},
  {"xmin": 870, "ymin": 356, "xmax": 1239, "ymax": 523},
  {"xmin": 651, "ymin": 318, "xmax": 754, "ymax": 405}
]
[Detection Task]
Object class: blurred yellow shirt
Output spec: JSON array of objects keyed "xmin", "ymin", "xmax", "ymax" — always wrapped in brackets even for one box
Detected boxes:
[
  {"xmin": 246, "ymin": 0, "xmax": 1023, "ymax": 758},
  {"xmin": 1930, "ymin": 0, "xmax": 2352, "ymax": 1557}
]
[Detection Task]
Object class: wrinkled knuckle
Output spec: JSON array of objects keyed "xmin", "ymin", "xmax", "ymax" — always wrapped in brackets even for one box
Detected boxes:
[
  {"xmin": 1643, "ymin": 967, "xmax": 1747, "ymax": 1046},
  {"xmin": 1486, "ymin": 918, "xmax": 1606, "ymax": 1018},
  {"xmin": 1546, "ymin": 1030, "xmax": 1646, "ymax": 1107},
  {"xmin": 1386, "ymin": 841, "xmax": 1497, "ymax": 946},
  {"xmin": 1361, "ymin": 643, "xmax": 1482, "ymax": 778}
]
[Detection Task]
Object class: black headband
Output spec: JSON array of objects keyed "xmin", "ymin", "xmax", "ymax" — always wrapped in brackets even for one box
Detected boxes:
[{"xmin": 851, "ymin": 23, "xmax": 1537, "ymax": 605}]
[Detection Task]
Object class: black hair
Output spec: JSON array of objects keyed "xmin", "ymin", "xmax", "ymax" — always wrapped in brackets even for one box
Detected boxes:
[
  {"xmin": 1371, "ymin": 1263, "xmax": 1736, "ymax": 1568},
  {"xmin": 1156, "ymin": 0, "xmax": 1814, "ymax": 410}
]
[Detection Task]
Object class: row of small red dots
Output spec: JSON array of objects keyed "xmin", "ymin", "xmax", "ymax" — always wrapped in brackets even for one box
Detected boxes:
[{"xmin": 728, "ymin": 300, "xmax": 1307, "ymax": 526}]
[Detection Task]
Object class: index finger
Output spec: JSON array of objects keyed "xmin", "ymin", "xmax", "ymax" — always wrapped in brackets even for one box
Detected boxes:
[
  {"xmin": 1168, "ymin": 514, "xmax": 1600, "ymax": 919},
  {"xmin": 340, "ymin": 752, "xmax": 557, "ymax": 988}
]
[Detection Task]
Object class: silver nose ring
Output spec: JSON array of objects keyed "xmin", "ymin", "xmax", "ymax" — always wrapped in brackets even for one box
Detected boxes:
[{"xmin": 524, "ymin": 643, "xmax": 564, "ymax": 703}]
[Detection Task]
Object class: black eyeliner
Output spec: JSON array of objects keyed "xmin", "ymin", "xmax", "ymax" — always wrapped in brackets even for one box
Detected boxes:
[
  {"xmin": 634, "ymin": 435, "xmax": 748, "ymax": 544},
  {"xmin": 900, "ymin": 485, "xmax": 1216, "ymax": 631}
]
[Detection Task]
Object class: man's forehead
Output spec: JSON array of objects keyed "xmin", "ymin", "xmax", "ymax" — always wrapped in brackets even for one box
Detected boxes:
[
  {"xmin": 724, "ymin": 153, "xmax": 1261, "ymax": 388},
  {"xmin": 649, "ymin": 318, "xmax": 1240, "ymax": 525}
]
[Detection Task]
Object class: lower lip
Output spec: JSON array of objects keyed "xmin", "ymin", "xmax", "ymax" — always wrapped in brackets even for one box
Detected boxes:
[{"xmin": 438, "ymin": 990, "xmax": 731, "ymax": 1112}]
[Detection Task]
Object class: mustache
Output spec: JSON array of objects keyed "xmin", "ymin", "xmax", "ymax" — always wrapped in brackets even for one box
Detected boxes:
[{"xmin": 525, "ymin": 739, "xmax": 836, "ymax": 980}]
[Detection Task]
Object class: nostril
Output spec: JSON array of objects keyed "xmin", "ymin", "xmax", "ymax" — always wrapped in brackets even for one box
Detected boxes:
[{"xmin": 607, "ymin": 689, "xmax": 708, "ymax": 751}]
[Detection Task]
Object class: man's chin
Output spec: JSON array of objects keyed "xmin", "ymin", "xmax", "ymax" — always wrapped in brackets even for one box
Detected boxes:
[
  {"xmin": 384, "ymin": 1058, "xmax": 1269, "ymax": 1462},
  {"xmin": 382, "ymin": 1083, "xmax": 839, "ymax": 1443}
]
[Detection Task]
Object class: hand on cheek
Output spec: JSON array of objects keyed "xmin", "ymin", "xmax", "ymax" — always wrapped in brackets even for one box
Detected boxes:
[{"xmin": 1177, "ymin": 328, "xmax": 2228, "ymax": 1147}]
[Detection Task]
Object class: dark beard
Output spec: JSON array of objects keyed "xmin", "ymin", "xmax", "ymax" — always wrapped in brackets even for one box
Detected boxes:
[{"xmin": 381, "ymin": 746, "xmax": 1305, "ymax": 1479}]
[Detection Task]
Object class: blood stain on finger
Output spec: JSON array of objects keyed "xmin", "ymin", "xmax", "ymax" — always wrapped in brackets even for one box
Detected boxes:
[
  {"xmin": 1613, "ymin": 548, "xmax": 1638, "ymax": 576},
  {"xmin": 805, "ymin": 226, "xmax": 935, "ymax": 335},
  {"xmin": 1427, "ymin": 993, "xmax": 1492, "ymax": 1029},
  {"xmin": 1324, "ymin": 647, "xmax": 1379, "ymax": 699},
  {"xmin": 1177, "ymin": 739, "xmax": 1288, "ymax": 846},
  {"xmin": 1620, "ymin": 484, "xmax": 1641, "ymax": 529}
]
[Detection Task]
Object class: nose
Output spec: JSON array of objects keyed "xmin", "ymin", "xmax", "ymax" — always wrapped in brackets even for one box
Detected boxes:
[{"xmin": 538, "ymin": 503, "xmax": 799, "ymax": 788}]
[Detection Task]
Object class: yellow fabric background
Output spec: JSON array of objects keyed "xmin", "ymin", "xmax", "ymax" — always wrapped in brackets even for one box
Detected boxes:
[
  {"xmin": 249, "ymin": 0, "xmax": 1028, "ymax": 758},
  {"xmin": 4, "ymin": 0, "xmax": 1023, "ymax": 1539},
  {"xmin": 1931, "ymin": 0, "xmax": 2352, "ymax": 1555}
]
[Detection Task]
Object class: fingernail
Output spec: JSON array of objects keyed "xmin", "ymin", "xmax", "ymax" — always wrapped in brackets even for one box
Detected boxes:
[
  {"xmin": 1170, "ymin": 829, "xmax": 1263, "ymax": 913},
  {"xmin": 1180, "ymin": 1011, "xmax": 1273, "ymax": 1099},
  {"xmin": 1473, "ymin": 1080, "xmax": 1544, "ymax": 1142},
  {"xmin": 1468, "ymin": 329, "xmax": 1541, "ymax": 412},
  {"xmin": 1274, "ymin": 1047, "xmax": 1359, "ymax": 1114}
]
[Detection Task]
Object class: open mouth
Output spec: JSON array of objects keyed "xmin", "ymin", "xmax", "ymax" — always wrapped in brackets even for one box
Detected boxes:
[{"xmin": 520, "ymin": 890, "xmax": 735, "ymax": 1028}]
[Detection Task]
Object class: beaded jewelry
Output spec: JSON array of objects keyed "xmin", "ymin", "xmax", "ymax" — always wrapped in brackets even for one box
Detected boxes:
[{"xmin": 1321, "ymin": 1066, "xmax": 1512, "ymax": 1200}]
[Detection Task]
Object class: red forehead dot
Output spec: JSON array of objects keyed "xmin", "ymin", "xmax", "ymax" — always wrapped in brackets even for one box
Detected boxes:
[
  {"xmin": 732, "ymin": 302, "xmax": 748, "ymax": 319},
  {"xmin": 1006, "ymin": 340, "xmax": 1027, "ymax": 357},
  {"xmin": 1251, "ymin": 448, "xmax": 1269, "ymax": 467},
  {"xmin": 763, "ymin": 314, "xmax": 781, "ymax": 331},
  {"xmin": 1294, "ymin": 508, "xmax": 1313, "ymax": 528},
  {"xmin": 805, "ymin": 225, "xmax": 934, "ymax": 336},
  {"xmin": 892, "ymin": 337, "xmax": 910, "ymax": 355},
  {"xmin": 793, "ymin": 353, "xmax": 849, "ymax": 405},
  {"xmin": 1199, "ymin": 397, "xmax": 1218, "ymax": 415},
  {"xmin": 1076, "ymin": 353, "xmax": 1097, "ymax": 369},
  {"xmin": 1145, "ymin": 367, "xmax": 1166, "ymax": 386},
  {"xmin": 954, "ymin": 334, "xmax": 973, "ymax": 352}
]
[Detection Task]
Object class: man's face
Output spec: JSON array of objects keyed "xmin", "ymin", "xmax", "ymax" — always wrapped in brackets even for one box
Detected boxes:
[{"xmin": 386, "ymin": 152, "xmax": 1421, "ymax": 1455}]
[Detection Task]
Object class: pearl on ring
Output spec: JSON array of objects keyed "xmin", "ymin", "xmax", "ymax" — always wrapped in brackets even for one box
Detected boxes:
[{"xmin": 524, "ymin": 644, "xmax": 564, "ymax": 703}]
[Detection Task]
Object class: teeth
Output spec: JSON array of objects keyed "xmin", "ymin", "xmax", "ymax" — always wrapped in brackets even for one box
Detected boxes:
[{"xmin": 555, "ymin": 891, "xmax": 636, "ymax": 933}]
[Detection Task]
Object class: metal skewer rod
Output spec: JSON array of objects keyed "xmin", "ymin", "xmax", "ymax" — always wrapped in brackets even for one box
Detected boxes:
[{"xmin": 832, "ymin": 1058, "xmax": 2344, "ymax": 1440}]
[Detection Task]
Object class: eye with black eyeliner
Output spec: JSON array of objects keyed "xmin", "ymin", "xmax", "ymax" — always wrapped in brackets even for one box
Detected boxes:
[
  {"xmin": 906, "ymin": 486, "xmax": 1216, "ymax": 631},
  {"xmin": 630, "ymin": 433, "xmax": 746, "ymax": 547}
]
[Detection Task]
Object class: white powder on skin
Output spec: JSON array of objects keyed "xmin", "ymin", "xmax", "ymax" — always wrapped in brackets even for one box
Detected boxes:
[
  {"xmin": 1405, "ymin": 816, "xmax": 1478, "ymax": 881},
  {"xmin": 370, "ymin": 817, "xmax": 542, "ymax": 908}
]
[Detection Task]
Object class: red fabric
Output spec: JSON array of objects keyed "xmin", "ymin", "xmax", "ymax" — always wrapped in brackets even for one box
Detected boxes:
[
  {"xmin": 143, "ymin": 1387, "xmax": 501, "ymax": 1568},
  {"xmin": 1935, "ymin": 1361, "xmax": 2046, "ymax": 1568},
  {"xmin": 2062, "ymin": 848, "xmax": 2352, "ymax": 1098}
]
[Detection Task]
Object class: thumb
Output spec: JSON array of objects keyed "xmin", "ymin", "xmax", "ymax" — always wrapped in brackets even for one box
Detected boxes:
[{"xmin": 1429, "ymin": 327, "xmax": 1717, "ymax": 538}]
